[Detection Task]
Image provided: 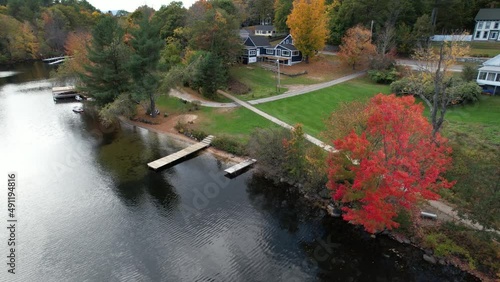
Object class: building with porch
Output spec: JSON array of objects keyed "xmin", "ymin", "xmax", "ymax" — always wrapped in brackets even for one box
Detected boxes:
[
  {"xmin": 473, "ymin": 8, "xmax": 500, "ymax": 41},
  {"xmin": 477, "ymin": 54, "xmax": 500, "ymax": 95},
  {"xmin": 240, "ymin": 34, "xmax": 302, "ymax": 66}
]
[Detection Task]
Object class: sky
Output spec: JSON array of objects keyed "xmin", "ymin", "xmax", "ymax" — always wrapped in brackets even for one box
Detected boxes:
[{"xmin": 86, "ymin": 0, "xmax": 196, "ymax": 13}]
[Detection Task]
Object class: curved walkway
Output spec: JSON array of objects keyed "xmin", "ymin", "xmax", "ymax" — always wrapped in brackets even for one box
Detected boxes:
[{"xmin": 169, "ymin": 71, "xmax": 366, "ymax": 108}]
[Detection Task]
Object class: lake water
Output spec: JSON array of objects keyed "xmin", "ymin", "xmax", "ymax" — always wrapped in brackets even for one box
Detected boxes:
[{"xmin": 0, "ymin": 62, "xmax": 478, "ymax": 281}]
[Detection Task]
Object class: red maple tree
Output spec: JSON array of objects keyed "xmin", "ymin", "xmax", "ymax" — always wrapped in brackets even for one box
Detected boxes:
[{"xmin": 327, "ymin": 94, "xmax": 454, "ymax": 233}]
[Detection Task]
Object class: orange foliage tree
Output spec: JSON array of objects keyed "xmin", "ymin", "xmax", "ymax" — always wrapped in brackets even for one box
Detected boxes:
[
  {"xmin": 286, "ymin": 0, "xmax": 328, "ymax": 63},
  {"xmin": 327, "ymin": 94, "xmax": 454, "ymax": 233},
  {"xmin": 338, "ymin": 25, "xmax": 376, "ymax": 70}
]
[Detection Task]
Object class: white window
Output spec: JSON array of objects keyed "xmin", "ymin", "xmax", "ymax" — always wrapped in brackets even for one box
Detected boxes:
[
  {"xmin": 496, "ymin": 73, "xmax": 500, "ymax": 82},
  {"xmin": 266, "ymin": 49, "xmax": 274, "ymax": 55},
  {"xmin": 478, "ymin": 72, "xmax": 487, "ymax": 80},
  {"xmin": 478, "ymin": 22, "xmax": 483, "ymax": 29},
  {"xmin": 495, "ymin": 22, "xmax": 499, "ymax": 29},
  {"xmin": 483, "ymin": 31, "xmax": 489, "ymax": 38},
  {"xmin": 485, "ymin": 21, "xmax": 491, "ymax": 29},
  {"xmin": 282, "ymin": 50, "xmax": 291, "ymax": 57},
  {"xmin": 249, "ymin": 50, "xmax": 256, "ymax": 56},
  {"xmin": 491, "ymin": 31, "xmax": 498, "ymax": 39},
  {"xmin": 292, "ymin": 51, "xmax": 299, "ymax": 56},
  {"xmin": 476, "ymin": 31, "xmax": 481, "ymax": 38},
  {"xmin": 487, "ymin": 72, "xmax": 496, "ymax": 81}
]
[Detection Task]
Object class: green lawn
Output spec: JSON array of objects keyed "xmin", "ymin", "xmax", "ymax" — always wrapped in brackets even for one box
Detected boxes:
[
  {"xmin": 155, "ymin": 95, "xmax": 277, "ymax": 142},
  {"xmin": 230, "ymin": 66, "xmax": 288, "ymax": 100},
  {"xmin": 255, "ymin": 77, "xmax": 391, "ymax": 138},
  {"xmin": 470, "ymin": 41, "xmax": 500, "ymax": 58},
  {"xmin": 194, "ymin": 107, "xmax": 279, "ymax": 142}
]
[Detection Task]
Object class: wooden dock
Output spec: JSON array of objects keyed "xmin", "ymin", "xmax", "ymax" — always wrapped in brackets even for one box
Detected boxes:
[
  {"xmin": 52, "ymin": 86, "xmax": 78, "ymax": 99},
  {"xmin": 148, "ymin": 135, "xmax": 214, "ymax": 170},
  {"xmin": 224, "ymin": 158, "xmax": 257, "ymax": 175}
]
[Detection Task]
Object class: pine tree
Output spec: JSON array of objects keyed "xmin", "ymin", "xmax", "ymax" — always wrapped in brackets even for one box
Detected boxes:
[
  {"xmin": 128, "ymin": 13, "xmax": 164, "ymax": 117},
  {"xmin": 80, "ymin": 16, "xmax": 130, "ymax": 106}
]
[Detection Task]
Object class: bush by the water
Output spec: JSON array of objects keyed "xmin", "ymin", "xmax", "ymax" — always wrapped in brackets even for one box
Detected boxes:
[{"xmin": 212, "ymin": 135, "xmax": 245, "ymax": 156}]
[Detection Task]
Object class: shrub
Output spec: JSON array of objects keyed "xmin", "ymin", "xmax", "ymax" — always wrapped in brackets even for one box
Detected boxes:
[
  {"xmin": 368, "ymin": 68, "xmax": 399, "ymax": 84},
  {"xmin": 174, "ymin": 121, "xmax": 187, "ymax": 133},
  {"xmin": 369, "ymin": 55, "xmax": 395, "ymax": 70},
  {"xmin": 461, "ymin": 64, "xmax": 479, "ymax": 82},
  {"xmin": 447, "ymin": 81, "xmax": 481, "ymax": 104},
  {"xmin": 211, "ymin": 135, "xmax": 245, "ymax": 156}
]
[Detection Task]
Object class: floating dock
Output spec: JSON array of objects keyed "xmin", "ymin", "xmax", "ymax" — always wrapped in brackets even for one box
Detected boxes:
[
  {"xmin": 224, "ymin": 158, "xmax": 257, "ymax": 175},
  {"xmin": 52, "ymin": 86, "xmax": 78, "ymax": 99},
  {"xmin": 148, "ymin": 135, "xmax": 214, "ymax": 170}
]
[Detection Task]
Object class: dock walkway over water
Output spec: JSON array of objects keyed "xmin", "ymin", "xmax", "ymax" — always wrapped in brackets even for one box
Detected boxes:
[
  {"xmin": 224, "ymin": 159, "xmax": 257, "ymax": 175},
  {"xmin": 148, "ymin": 135, "xmax": 214, "ymax": 170}
]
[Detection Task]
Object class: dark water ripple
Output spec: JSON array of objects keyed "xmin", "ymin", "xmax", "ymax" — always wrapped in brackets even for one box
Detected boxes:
[{"xmin": 0, "ymin": 62, "xmax": 479, "ymax": 282}]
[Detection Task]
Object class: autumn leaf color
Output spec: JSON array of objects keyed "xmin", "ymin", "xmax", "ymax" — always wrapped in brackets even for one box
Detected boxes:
[{"xmin": 327, "ymin": 94, "xmax": 454, "ymax": 233}]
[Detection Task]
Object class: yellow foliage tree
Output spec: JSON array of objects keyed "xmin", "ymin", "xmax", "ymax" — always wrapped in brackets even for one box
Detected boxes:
[
  {"xmin": 338, "ymin": 25, "xmax": 376, "ymax": 70},
  {"xmin": 286, "ymin": 0, "xmax": 328, "ymax": 63},
  {"xmin": 406, "ymin": 35, "xmax": 470, "ymax": 137}
]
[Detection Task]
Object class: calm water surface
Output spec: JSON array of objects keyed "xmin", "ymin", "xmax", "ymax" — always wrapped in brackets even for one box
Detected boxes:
[{"xmin": 0, "ymin": 62, "xmax": 478, "ymax": 281}]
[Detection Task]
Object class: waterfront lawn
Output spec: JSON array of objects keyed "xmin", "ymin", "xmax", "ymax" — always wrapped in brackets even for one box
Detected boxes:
[
  {"xmin": 155, "ymin": 95, "xmax": 278, "ymax": 142},
  {"xmin": 255, "ymin": 77, "xmax": 391, "ymax": 138},
  {"xmin": 194, "ymin": 107, "xmax": 279, "ymax": 142}
]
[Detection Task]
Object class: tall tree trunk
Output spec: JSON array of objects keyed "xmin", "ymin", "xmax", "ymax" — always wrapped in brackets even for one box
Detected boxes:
[{"xmin": 150, "ymin": 94, "xmax": 156, "ymax": 118}]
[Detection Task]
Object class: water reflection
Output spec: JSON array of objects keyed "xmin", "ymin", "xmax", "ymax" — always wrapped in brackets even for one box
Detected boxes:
[{"xmin": 0, "ymin": 61, "xmax": 480, "ymax": 282}]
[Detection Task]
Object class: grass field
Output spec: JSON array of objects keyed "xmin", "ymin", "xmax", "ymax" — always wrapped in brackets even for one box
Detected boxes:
[
  {"xmin": 194, "ymin": 107, "xmax": 279, "ymax": 142},
  {"xmin": 230, "ymin": 66, "xmax": 288, "ymax": 100},
  {"xmin": 255, "ymin": 77, "xmax": 391, "ymax": 138},
  {"xmin": 444, "ymin": 95, "xmax": 500, "ymax": 144},
  {"xmin": 155, "ymin": 95, "xmax": 277, "ymax": 142},
  {"xmin": 229, "ymin": 54, "xmax": 354, "ymax": 101},
  {"xmin": 469, "ymin": 41, "xmax": 500, "ymax": 58}
]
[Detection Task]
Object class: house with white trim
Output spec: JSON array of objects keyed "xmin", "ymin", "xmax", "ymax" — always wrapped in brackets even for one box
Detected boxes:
[
  {"xmin": 473, "ymin": 8, "xmax": 500, "ymax": 41},
  {"xmin": 240, "ymin": 34, "xmax": 303, "ymax": 66},
  {"xmin": 254, "ymin": 25, "xmax": 276, "ymax": 37},
  {"xmin": 476, "ymin": 54, "xmax": 500, "ymax": 94}
]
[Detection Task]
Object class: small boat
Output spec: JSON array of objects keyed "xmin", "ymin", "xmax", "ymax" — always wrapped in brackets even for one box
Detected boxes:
[{"xmin": 72, "ymin": 106, "xmax": 84, "ymax": 113}]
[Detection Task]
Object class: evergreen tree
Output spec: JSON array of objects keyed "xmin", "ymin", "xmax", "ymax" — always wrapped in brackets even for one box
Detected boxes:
[
  {"xmin": 80, "ymin": 16, "xmax": 130, "ymax": 106},
  {"xmin": 128, "ymin": 12, "xmax": 164, "ymax": 117}
]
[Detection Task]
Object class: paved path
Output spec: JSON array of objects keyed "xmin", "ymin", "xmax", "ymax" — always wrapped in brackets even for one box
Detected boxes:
[
  {"xmin": 395, "ymin": 59, "xmax": 464, "ymax": 72},
  {"xmin": 248, "ymin": 71, "xmax": 366, "ymax": 105},
  {"xmin": 218, "ymin": 90, "xmax": 336, "ymax": 152},
  {"xmin": 169, "ymin": 71, "xmax": 366, "ymax": 108},
  {"xmin": 427, "ymin": 200, "xmax": 500, "ymax": 234}
]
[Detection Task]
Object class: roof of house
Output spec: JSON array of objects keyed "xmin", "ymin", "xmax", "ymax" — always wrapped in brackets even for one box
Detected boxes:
[
  {"xmin": 479, "ymin": 66, "xmax": 500, "ymax": 72},
  {"xmin": 482, "ymin": 54, "xmax": 500, "ymax": 67},
  {"xmin": 279, "ymin": 44, "xmax": 298, "ymax": 51},
  {"xmin": 475, "ymin": 9, "xmax": 500, "ymax": 21},
  {"xmin": 255, "ymin": 25, "xmax": 275, "ymax": 31},
  {"xmin": 248, "ymin": 35, "xmax": 271, "ymax": 47}
]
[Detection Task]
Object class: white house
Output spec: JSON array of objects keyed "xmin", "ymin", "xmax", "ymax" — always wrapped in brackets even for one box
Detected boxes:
[
  {"xmin": 477, "ymin": 54, "xmax": 500, "ymax": 95},
  {"xmin": 254, "ymin": 25, "xmax": 276, "ymax": 37},
  {"xmin": 473, "ymin": 8, "xmax": 500, "ymax": 41}
]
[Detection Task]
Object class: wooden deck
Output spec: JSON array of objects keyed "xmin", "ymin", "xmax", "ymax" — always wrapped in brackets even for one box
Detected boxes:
[
  {"xmin": 147, "ymin": 135, "xmax": 214, "ymax": 170},
  {"xmin": 52, "ymin": 85, "xmax": 78, "ymax": 99},
  {"xmin": 224, "ymin": 158, "xmax": 257, "ymax": 175}
]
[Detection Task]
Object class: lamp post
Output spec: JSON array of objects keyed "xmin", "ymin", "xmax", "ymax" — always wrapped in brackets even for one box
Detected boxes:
[{"xmin": 276, "ymin": 59, "xmax": 280, "ymax": 94}]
